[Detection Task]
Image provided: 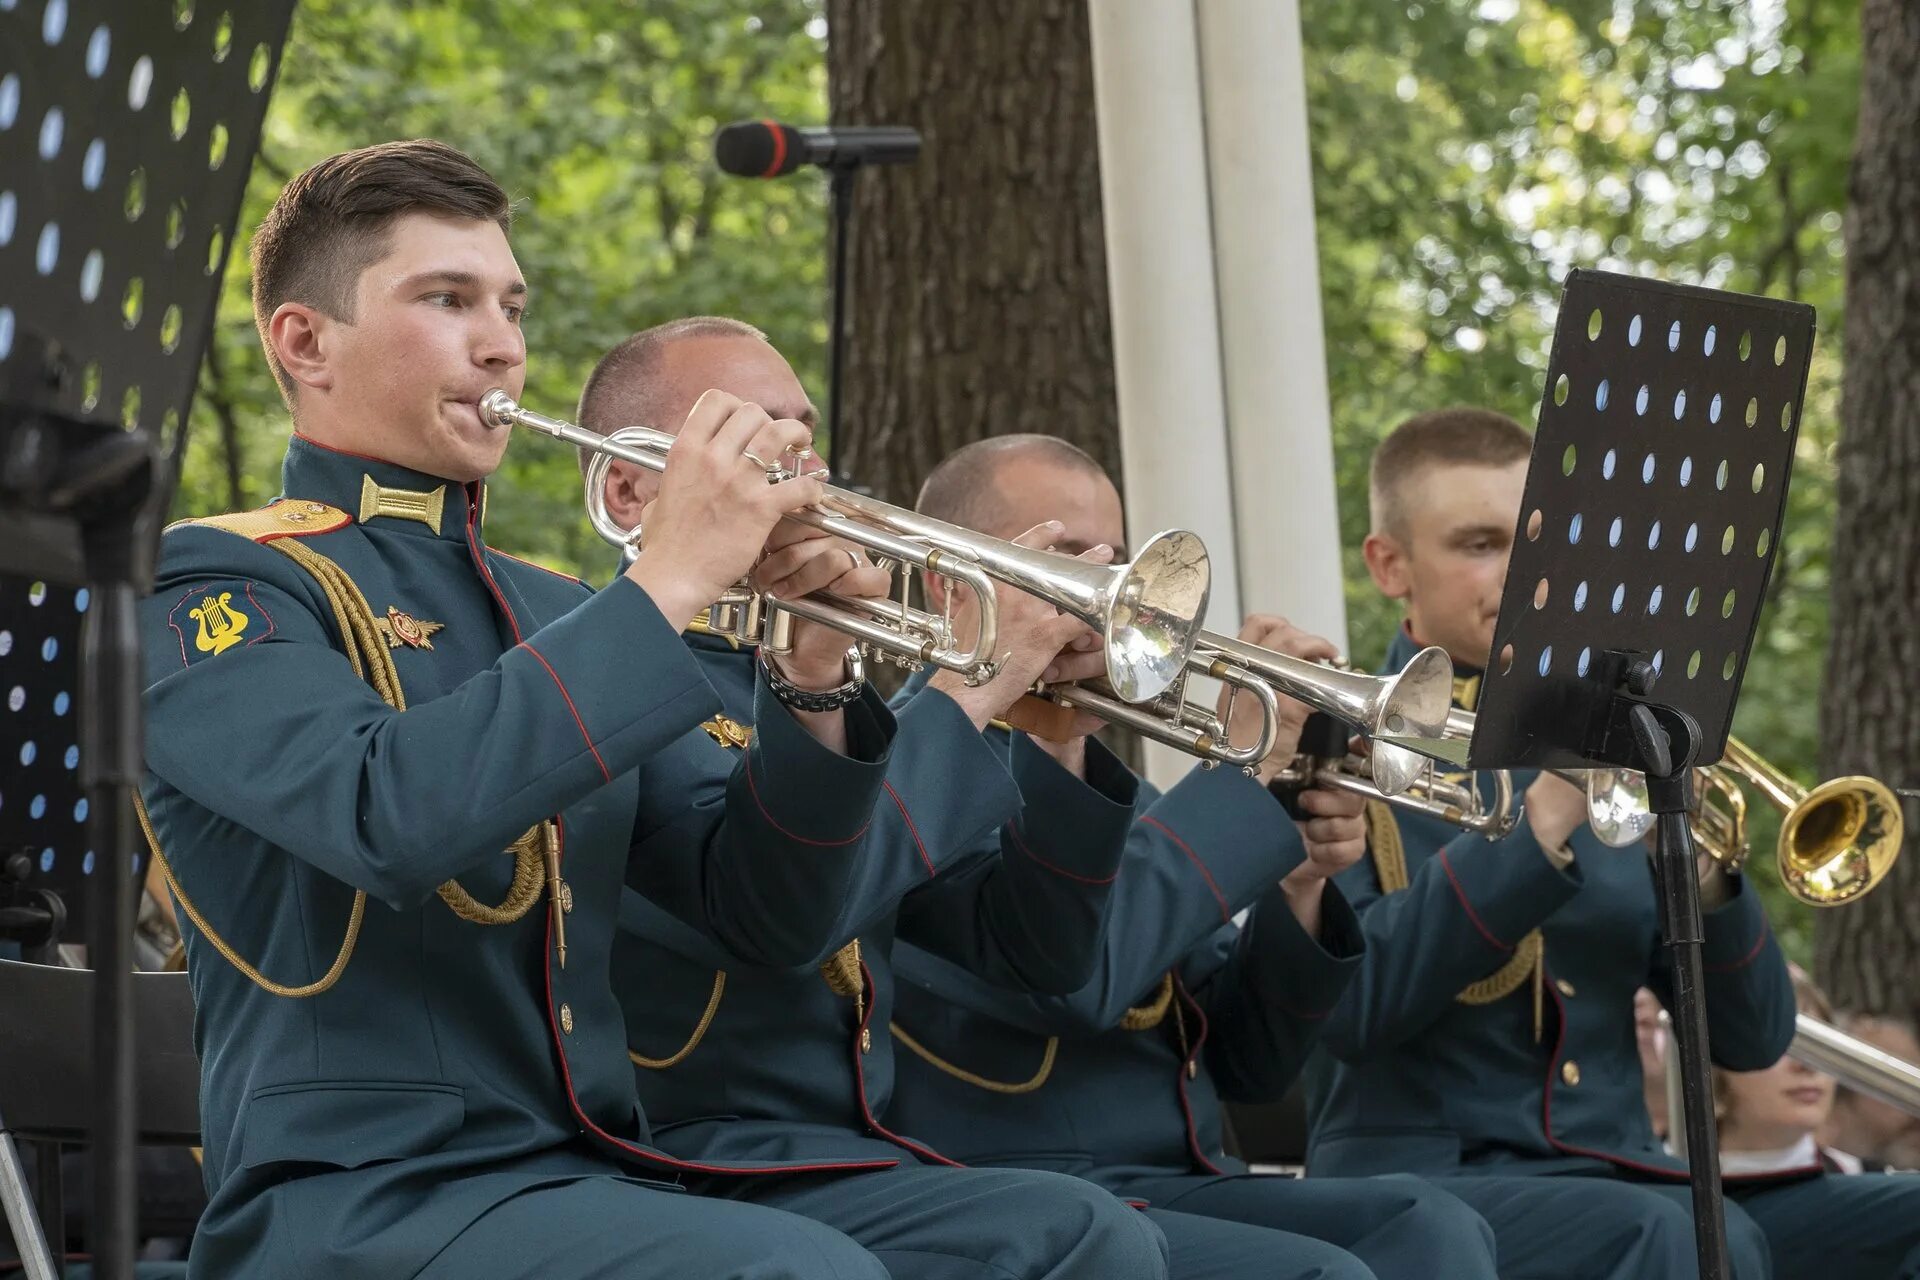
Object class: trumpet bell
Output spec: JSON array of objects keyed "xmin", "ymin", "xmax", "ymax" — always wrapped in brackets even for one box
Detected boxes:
[
  {"xmin": 1103, "ymin": 529, "xmax": 1212, "ymax": 703},
  {"xmin": 1585, "ymin": 769, "xmax": 1656, "ymax": 848},
  {"xmin": 1364, "ymin": 646, "xmax": 1458, "ymax": 792},
  {"xmin": 1781, "ymin": 775, "xmax": 1903, "ymax": 906}
]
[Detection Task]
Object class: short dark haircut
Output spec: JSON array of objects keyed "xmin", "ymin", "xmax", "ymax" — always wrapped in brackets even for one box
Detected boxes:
[
  {"xmin": 575, "ymin": 316, "xmax": 769, "ymax": 473},
  {"xmin": 1368, "ymin": 407, "xmax": 1532, "ymax": 537},
  {"xmin": 250, "ymin": 139, "xmax": 511, "ymax": 399},
  {"xmin": 915, "ymin": 434, "xmax": 1108, "ymax": 537}
]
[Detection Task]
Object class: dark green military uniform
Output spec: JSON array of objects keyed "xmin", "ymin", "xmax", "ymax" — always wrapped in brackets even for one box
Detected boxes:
[
  {"xmin": 1304, "ymin": 627, "xmax": 1920, "ymax": 1280},
  {"xmin": 140, "ymin": 435, "xmax": 916, "ymax": 1280},
  {"xmin": 882, "ymin": 669, "xmax": 1501, "ymax": 1280},
  {"xmin": 609, "ymin": 625, "xmax": 1170, "ymax": 1278}
]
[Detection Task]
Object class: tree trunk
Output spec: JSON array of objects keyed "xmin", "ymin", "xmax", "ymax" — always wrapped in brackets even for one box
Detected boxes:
[
  {"xmin": 824, "ymin": 0, "xmax": 1118, "ymax": 504},
  {"xmin": 1815, "ymin": 0, "xmax": 1920, "ymax": 1014}
]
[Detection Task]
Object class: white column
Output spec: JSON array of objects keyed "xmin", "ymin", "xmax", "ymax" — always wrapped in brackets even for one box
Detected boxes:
[
  {"xmin": 1195, "ymin": 0, "xmax": 1348, "ymax": 649},
  {"xmin": 1086, "ymin": 1, "xmax": 1239, "ymax": 787}
]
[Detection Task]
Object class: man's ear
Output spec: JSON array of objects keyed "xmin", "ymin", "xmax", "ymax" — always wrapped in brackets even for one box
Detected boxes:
[
  {"xmin": 267, "ymin": 301, "xmax": 335, "ymax": 394},
  {"xmin": 1362, "ymin": 530, "xmax": 1413, "ymax": 600},
  {"xmin": 599, "ymin": 460, "xmax": 656, "ymax": 536},
  {"xmin": 920, "ymin": 568, "xmax": 950, "ymax": 613}
]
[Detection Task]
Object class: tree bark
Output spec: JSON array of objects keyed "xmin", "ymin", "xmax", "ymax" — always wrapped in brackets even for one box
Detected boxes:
[
  {"xmin": 824, "ymin": 0, "xmax": 1118, "ymax": 504},
  {"xmin": 1815, "ymin": 0, "xmax": 1920, "ymax": 1014}
]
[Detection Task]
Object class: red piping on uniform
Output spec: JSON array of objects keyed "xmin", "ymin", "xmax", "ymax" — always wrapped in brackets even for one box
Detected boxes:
[
  {"xmin": 1003, "ymin": 820, "xmax": 1117, "ymax": 885},
  {"xmin": 539, "ymin": 912, "xmax": 897, "ymax": 1178},
  {"xmin": 1141, "ymin": 816, "xmax": 1229, "ymax": 922},
  {"xmin": 1172, "ymin": 976, "xmax": 1225, "ymax": 1175},
  {"xmin": 467, "ymin": 498, "xmax": 523, "ymax": 643},
  {"xmin": 742, "ymin": 754, "xmax": 872, "ymax": 847},
  {"xmin": 290, "ymin": 432, "xmax": 395, "ymax": 466},
  {"xmin": 1537, "ymin": 973, "xmax": 1818, "ymax": 1184},
  {"xmin": 1437, "ymin": 849, "xmax": 1514, "ymax": 951},
  {"xmin": 882, "ymin": 782, "xmax": 937, "ymax": 877},
  {"xmin": 851, "ymin": 959, "xmax": 963, "ymax": 1167},
  {"xmin": 518, "ymin": 641, "xmax": 612, "ymax": 784},
  {"xmin": 1703, "ymin": 923, "xmax": 1771, "ymax": 974}
]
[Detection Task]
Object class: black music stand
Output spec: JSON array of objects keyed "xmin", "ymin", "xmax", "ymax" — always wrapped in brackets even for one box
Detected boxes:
[
  {"xmin": 0, "ymin": 3, "xmax": 294, "ymax": 1275},
  {"xmin": 1450, "ymin": 269, "xmax": 1815, "ymax": 1280}
]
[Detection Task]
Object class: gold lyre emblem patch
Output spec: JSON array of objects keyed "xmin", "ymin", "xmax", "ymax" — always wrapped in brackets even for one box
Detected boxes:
[
  {"xmin": 699, "ymin": 715, "xmax": 754, "ymax": 750},
  {"xmin": 190, "ymin": 592, "xmax": 250, "ymax": 655},
  {"xmin": 376, "ymin": 606, "xmax": 445, "ymax": 650}
]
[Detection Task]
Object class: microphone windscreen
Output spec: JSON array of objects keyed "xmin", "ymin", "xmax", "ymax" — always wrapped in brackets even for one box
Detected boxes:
[{"xmin": 714, "ymin": 120, "xmax": 802, "ymax": 178}]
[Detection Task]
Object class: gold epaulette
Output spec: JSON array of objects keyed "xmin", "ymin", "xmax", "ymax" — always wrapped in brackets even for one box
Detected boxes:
[{"xmin": 171, "ymin": 500, "xmax": 351, "ymax": 541}]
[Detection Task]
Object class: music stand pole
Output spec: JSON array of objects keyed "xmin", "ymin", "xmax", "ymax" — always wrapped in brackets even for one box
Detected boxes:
[
  {"xmin": 1627, "ymin": 695, "xmax": 1731, "ymax": 1280},
  {"xmin": 81, "ymin": 532, "xmax": 149, "ymax": 1278}
]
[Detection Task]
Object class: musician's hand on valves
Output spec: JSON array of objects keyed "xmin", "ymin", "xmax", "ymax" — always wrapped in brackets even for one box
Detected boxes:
[
  {"xmin": 753, "ymin": 527, "xmax": 893, "ymax": 690},
  {"xmin": 1280, "ymin": 784, "xmax": 1369, "ymax": 936},
  {"xmin": 1524, "ymin": 770, "xmax": 1588, "ymax": 868},
  {"xmin": 622, "ymin": 390, "xmax": 824, "ymax": 629},
  {"xmin": 1222, "ymin": 615, "xmax": 1341, "ymax": 786},
  {"xmin": 931, "ymin": 523, "xmax": 1110, "ymax": 753}
]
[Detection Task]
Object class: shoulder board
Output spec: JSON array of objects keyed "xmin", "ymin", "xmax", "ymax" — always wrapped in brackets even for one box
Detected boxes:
[
  {"xmin": 486, "ymin": 547, "xmax": 584, "ymax": 586},
  {"xmin": 170, "ymin": 500, "xmax": 352, "ymax": 542}
]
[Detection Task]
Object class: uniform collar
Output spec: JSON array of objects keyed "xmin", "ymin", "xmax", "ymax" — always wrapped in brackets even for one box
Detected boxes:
[
  {"xmin": 282, "ymin": 433, "xmax": 482, "ymax": 544},
  {"xmin": 1385, "ymin": 622, "xmax": 1485, "ymax": 712}
]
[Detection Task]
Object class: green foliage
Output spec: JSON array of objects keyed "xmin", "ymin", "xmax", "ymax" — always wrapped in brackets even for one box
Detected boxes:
[
  {"xmin": 182, "ymin": 0, "xmax": 1856, "ymax": 960},
  {"xmin": 179, "ymin": 0, "xmax": 832, "ymax": 578}
]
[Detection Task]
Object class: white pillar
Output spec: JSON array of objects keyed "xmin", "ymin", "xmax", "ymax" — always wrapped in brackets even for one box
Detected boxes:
[
  {"xmin": 1086, "ymin": 2, "xmax": 1240, "ymax": 787},
  {"xmin": 1089, "ymin": 0, "xmax": 1341, "ymax": 786},
  {"xmin": 1195, "ymin": 0, "xmax": 1348, "ymax": 648}
]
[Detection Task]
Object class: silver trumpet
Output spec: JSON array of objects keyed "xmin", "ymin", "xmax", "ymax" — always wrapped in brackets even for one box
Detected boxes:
[
  {"xmin": 478, "ymin": 391, "xmax": 1212, "ymax": 702},
  {"xmin": 1434, "ymin": 707, "xmax": 1659, "ymax": 846},
  {"xmin": 1664, "ymin": 1011, "xmax": 1920, "ymax": 1161},
  {"xmin": 1034, "ymin": 638, "xmax": 1457, "ymax": 793},
  {"xmin": 1272, "ymin": 748, "xmax": 1518, "ymax": 838}
]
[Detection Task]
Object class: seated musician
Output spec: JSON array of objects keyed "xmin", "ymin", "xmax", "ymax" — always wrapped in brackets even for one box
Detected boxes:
[
  {"xmin": 139, "ymin": 142, "xmax": 983, "ymax": 1280},
  {"xmin": 876, "ymin": 434, "xmax": 1504, "ymax": 1280},
  {"xmin": 576, "ymin": 317, "xmax": 1168, "ymax": 1280},
  {"xmin": 1304, "ymin": 406, "xmax": 1920, "ymax": 1279}
]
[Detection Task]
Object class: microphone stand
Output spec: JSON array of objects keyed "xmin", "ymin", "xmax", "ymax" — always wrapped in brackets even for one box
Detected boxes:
[{"xmin": 827, "ymin": 163, "xmax": 857, "ymax": 473}]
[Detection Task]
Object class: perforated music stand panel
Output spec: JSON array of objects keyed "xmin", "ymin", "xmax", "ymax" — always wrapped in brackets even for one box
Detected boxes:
[
  {"xmin": 1467, "ymin": 270, "xmax": 1815, "ymax": 774},
  {"xmin": 0, "ymin": 0, "xmax": 293, "ymax": 924},
  {"xmin": 0, "ymin": 0, "xmax": 291, "ymax": 444}
]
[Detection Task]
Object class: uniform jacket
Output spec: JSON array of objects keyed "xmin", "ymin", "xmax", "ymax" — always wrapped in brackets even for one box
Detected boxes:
[
  {"xmin": 1303, "ymin": 627, "xmax": 1798, "ymax": 1182},
  {"xmin": 141, "ymin": 436, "xmax": 908, "ymax": 1279}
]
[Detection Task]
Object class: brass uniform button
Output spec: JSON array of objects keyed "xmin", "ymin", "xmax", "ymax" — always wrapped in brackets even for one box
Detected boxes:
[
  {"xmin": 558, "ymin": 881, "xmax": 574, "ymax": 914},
  {"xmin": 560, "ymin": 1003, "xmax": 575, "ymax": 1035},
  {"xmin": 1556, "ymin": 979, "xmax": 1576, "ymax": 997},
  {"xmin": 1561, "ymin": 1059, "xmax": 1581, "ymax": 1086},
  {"xmin": 860, "ymin": 1028, "xmax": 872, "ymax": 1054}
]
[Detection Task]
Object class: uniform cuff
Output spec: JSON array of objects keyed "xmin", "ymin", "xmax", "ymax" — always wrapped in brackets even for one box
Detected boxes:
[
  {"xmin": 888, "ymin": 687, "xmax": 1026, "ymax": 874},
  {"xmin": 1241, "ymin": 879, "xmax": 1364, "ymax": 1018},
  {"xmin": 741, "ymin": 669, "xmax": 896, "ymax": 844},
  {"xmin": 1002, "ymin": 733, "xmax": 1139, "ymax": 884},
  {"xmin": 1700, "ymin": 874, "xmax": 1773, "ymax": 972}
]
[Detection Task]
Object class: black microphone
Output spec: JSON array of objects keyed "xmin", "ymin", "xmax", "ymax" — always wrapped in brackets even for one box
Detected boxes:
[{"xmin": 714, "ymin": 119, "xmax": 922, "ymax": 178}]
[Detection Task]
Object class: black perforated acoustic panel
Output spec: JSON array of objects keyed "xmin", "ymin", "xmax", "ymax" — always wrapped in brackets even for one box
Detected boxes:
[
  {"xmin": 0, "ymin": 0, "xmax": 290, "ymax": 442},
  {"xmin": 1467, "ymin": 270, "xmax": 1815, "ymax": 774},
  {"xmin": 0, "ymin": 0, "xmax": 294, "ymax": 905}
]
